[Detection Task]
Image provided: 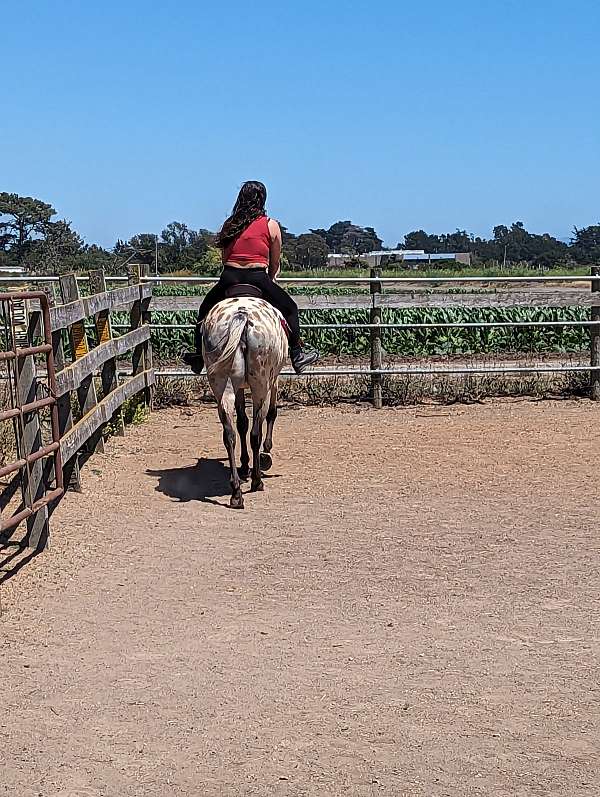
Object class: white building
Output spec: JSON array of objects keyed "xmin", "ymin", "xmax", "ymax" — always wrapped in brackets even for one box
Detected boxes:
[{"xmin": 327, "ymin": 249, "xmax": 470, "ymax": 269}]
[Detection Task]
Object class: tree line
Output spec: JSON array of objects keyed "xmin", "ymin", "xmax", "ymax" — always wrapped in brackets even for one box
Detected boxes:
[{"xmin": 1, "ymin": 191, "xmax": 599, "ymax": 274}]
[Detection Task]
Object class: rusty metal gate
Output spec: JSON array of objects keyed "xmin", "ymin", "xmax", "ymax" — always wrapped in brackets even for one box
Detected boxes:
[{"xmin": 0, "ymin": 292, "xmax": 64, "ymax": 548}]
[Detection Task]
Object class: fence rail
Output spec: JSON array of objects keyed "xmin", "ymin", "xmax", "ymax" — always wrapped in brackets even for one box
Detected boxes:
[{"xmin": 0, "ymin": 268, "xmax": 154, "ymax": 551}]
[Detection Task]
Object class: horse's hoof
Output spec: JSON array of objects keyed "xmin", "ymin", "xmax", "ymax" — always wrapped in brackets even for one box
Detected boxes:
[
  {"xmin": 230, "ymin": 494, "xmax": 244, "ymax": 509},
  {"xmin": 260, "ymin": 452, "xmax": 273, "ymax": 471},
  {"xmin": 251, "ymin": 479, "xmax": 264, "ymax": 493}
]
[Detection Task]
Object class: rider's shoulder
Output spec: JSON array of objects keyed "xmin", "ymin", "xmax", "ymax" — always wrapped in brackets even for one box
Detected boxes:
[{"xmin": 267, "ymin": 218, "xmax": 282, "ymax": 236}]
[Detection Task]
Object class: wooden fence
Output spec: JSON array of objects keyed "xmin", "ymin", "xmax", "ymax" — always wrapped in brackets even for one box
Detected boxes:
[
  {"xmin": 144, "ymin": 269, "xmax": 600, "ymax": 408},
  {"xmin": 0, "ymin": 267, "xmax": 154, "ymax": 550}
]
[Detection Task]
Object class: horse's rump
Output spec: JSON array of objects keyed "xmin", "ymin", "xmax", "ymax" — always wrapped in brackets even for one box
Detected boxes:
[{"xmin": 203, "ymin": 297, "xmax": 287, "ymax": 383}]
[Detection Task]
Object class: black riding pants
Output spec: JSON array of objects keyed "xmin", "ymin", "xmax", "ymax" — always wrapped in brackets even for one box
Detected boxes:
[{"xmin": 196, "ymin": 266, "xmax": 301, "ymax": 349}]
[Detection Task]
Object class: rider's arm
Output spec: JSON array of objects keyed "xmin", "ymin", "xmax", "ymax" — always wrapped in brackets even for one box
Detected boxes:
[{"xmin": 268, "ymin": 219, "xmax": 282, "ymax": 280}]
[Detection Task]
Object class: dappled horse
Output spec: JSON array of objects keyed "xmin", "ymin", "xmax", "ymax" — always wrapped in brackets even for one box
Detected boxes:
[{"xmin": 202, "ymin": 287, "xmax": 288, "ymax": 509}]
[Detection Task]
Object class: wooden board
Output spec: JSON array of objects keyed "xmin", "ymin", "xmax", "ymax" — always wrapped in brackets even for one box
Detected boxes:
[
  {"xmin": 60, "ymin": 369, "xmax": 155, "ymax": 464},
  {"xmin": 50, "ymin": 283, "xmax": 153, "ymax": 331},
  {"xmin": 59, "ymin": 274, "xmax": 104, "ymax": 456},
  {"xmin": 150, "ymin": 290, "xmax": 594, "ymax": 312},
  {"xmin": 376, "ymin": 290, "xmax": 595, "ymax": 309},
  {"xmin": 55, "ymin": 326, "xmax": 150, "ymax": 397},
  {"xmin": 149, "ymin": 295, "xmax": 374, "ymax": 311}
]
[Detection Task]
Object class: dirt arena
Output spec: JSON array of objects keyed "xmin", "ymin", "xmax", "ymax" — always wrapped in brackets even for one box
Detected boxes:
[{"xmin": 2, "ymin": 400, "xmax": 599, "ymax": 796}]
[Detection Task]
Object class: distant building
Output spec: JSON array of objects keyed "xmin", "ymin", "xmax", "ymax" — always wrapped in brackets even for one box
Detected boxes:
[
  {"xmin": 0, "ymin": 265, "xmax": 26, "ymax": 275},
  {"xmin": 327, "ymin": 250, "xmax": 471, "ymax": 269}
]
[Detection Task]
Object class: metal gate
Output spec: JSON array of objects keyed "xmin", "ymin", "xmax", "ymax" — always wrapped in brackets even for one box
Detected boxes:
[{"xmin": 0, "ymin": 292, "xmax": 63, "ymax": 547}]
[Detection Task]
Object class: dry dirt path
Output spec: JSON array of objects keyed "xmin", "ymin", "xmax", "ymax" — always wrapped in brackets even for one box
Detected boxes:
[{"xmin": 2, "ymin": 401, "xmax": 599, "ymax": 796}]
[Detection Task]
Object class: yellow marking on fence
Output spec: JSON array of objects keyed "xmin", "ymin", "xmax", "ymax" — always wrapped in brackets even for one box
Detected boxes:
[
  {"xmin": 72, "ymin": 322, "xmax": 88, "ymax": 360},
  {"xmin": 11, "ymin": 298, "xmax": 28, "ymax": 348},
  {"xmin": 97, "ymin": 315, "xmax": 111, "ymax": 344}
]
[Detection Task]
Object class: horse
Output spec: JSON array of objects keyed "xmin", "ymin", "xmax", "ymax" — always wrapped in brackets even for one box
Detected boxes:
[{"xmin": 202, "ymin": 290, "xmax": 288, "ymax": 509}]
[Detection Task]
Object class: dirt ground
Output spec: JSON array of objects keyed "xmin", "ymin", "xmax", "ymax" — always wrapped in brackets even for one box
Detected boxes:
[{"xmin": 1, "ymin": 400, "xmax": 599, "ymax": 796}]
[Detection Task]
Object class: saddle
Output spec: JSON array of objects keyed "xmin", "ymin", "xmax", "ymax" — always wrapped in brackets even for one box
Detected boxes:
[
  {"xmin": 222, "ymin": 284, "xmax": 290, "ymax": 338},
  {"xmin": 224, "ymin": 284, "xmax": 264, "ymax": 300}
]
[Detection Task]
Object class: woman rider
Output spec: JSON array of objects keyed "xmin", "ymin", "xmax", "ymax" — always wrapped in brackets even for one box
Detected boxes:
[{"xmin": 183, "ymin": 181, "xmax": 319, "ymax": 375}]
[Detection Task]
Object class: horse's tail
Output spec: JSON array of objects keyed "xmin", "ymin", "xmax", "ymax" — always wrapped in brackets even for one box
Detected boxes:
[{"xmin": 205, "ymin": 309, "xmax": 248, "ymax": 379}]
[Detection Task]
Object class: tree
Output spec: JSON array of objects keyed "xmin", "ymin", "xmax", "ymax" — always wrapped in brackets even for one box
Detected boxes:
[
  {"xmin": 320, "ymin": 221, "xmax": 351, "ymax": 251},
  {"xmin": 294, "ymin": 233, "xmax": 329, "ymax": 269},
  {"xmin": 77, "ymin": 244, "xmax": 116, "ymax": 273},
  {"xmin": 280, "ymin": 224, "xmax": 298, "ymax": 267},
  {"xmin": 487, "ymin": 222, "xmax": 568, "ymax": 264},
  {"xmin": 29, "ymin": 220, "xmax": 84, "ymax": 274},
  {"xmin": 193, "ymin": 245, "xmax": 222, "ymax": 276},
  {"xmin": 401, "ymin": 222, "xmax": 569, "ymax": 267},
  {"xmin": 571, "ymin": 224, "xmax": 600, "ymax": 264},
  {"xmin": 0, "ymin": 192, "xmax": 56, "ymax": 263},
  {"xmin": 362, "ymin": 227, "xmax": 383, "ymax": 251},
  {"xmin": 160, "ymin": 221, "xmax": 210, "ymax": 271},
  {"xmin": 311, "ymin": 221, "xmax": 382, "ymax": 255},
  {"xmin": 129, "ymin": 233, "xmax": 158, "ymax": 267},
  {"xmin": 438, "ymin": 230, "xmax": 473, "ymax": 253},
  {"xmin": 401, "ymin": 230, "xmax": 442, "ymax": 252}
]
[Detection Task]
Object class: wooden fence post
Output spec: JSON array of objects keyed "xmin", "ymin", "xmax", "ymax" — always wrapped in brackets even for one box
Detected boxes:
[
  {"xmin": 370, "ymin": 267, "xmax": 383, "ymax": 409},
  {"xmin": 48, "ymin": 290, "xmax": 81, "ymax": 493},
  {"xmin": 17, "ymin": 304, "xmax": 50, "ymax": 548},
  {"xmin": 591, "ymin": 266, "xmax": 600, "ymax": 401},
  {"xmin": 89, "ymin": 269, "xmax": 125, "ymax": 435},
  {"xmin": 141, "ymin": 265, "xmax": 154, "ymax": 409},
  {"xmin": 59, "ymin": 274, "xmax": 104, "ymax": 456},
  {"xmin": 128, "ymin": 264, "xmax": 153, "ymax": 408}
]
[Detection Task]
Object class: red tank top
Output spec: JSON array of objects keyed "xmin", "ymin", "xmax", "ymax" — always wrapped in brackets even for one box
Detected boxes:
[{"xmin": 223, "ymin": 215, "xmax": 271, "ymax": 266}]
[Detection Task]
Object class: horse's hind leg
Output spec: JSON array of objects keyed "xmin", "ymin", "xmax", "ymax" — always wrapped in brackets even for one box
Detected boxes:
[
  {"xmin": 261, "ymin": 383, "xmax": 278, "ymax": 472},
  {"xmin": 235, "ymin": 389, "xmax": 250, "ymax": 481},
  {"xmin": 217, "ymin": 384, "xmax": 244, "ymax": 509},
  {"xmin": 250, "ymin": 394, "xmax": 268, "ymax": 493}
]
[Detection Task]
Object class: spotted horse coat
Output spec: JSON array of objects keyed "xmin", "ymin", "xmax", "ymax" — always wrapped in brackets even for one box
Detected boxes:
[{"xmin": 202, "ymin": 296, "xmax": 288, "ymax": 509}]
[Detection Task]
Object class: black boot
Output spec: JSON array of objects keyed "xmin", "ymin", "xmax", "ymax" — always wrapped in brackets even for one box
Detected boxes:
[
  {"xmin": 183, "ymin": 351, "xmax": 204, "ymax": 374},
  {"xmin": 290, "ymin": 344, "xmax": 319, "ymax": 375},
  {"xmin": 183, "ymin": 321, "xmax": 205, "ymax": 373}
]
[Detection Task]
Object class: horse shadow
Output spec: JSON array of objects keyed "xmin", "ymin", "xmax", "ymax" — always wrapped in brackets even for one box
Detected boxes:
[
  {"xmin": 147, "ymin": 457, "xmax": 281, "ymax": 508},
  {"xmin": 147, "ymin": 458, "xmax": 231, "ymax": 506}
]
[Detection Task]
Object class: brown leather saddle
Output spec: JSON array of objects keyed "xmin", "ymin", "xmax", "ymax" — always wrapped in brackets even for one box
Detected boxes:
[{"xmin": 224, "ymin": 284, "xmax": 264, "ymax": 300}]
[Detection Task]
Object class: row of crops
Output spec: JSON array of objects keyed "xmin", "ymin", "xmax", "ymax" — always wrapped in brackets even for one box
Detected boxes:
[{"xmin": 111, "ymin": 284, "xmax": 592, "ymax": 360}]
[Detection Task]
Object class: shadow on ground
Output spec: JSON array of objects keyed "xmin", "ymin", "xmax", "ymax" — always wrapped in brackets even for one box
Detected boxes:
[
  {"xmin": 147, "ymin": 458, "xmax": 232, "ymax": 506},
  {"xmin": 0, "ymin": 472, "xmax": 43, "ymax": 585},
  {"xmin": 147, "ymin": 457, "xmax": 281, "ymax": 508}
]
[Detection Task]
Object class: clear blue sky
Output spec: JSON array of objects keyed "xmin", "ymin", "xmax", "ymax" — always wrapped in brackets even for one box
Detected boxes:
[{"xmin": 3, "ymin": 0, "xmax": 599, "ymax": 248}]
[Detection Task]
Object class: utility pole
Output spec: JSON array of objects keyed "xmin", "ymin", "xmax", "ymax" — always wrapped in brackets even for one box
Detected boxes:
[{"xmin": 155, "ymin": 235, "xmax": 159, "ymax": 276}]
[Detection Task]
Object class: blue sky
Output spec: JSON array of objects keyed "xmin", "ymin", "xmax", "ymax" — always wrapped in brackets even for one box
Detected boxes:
[{"xmin": 3, "ymin": 0, "xmax": 599, "ymax": 247}]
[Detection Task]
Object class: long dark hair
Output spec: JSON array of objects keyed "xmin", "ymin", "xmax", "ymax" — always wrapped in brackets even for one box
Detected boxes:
[{"xmin": 215, "ymin": 181, "xmax": 267, "ymax": 249}]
